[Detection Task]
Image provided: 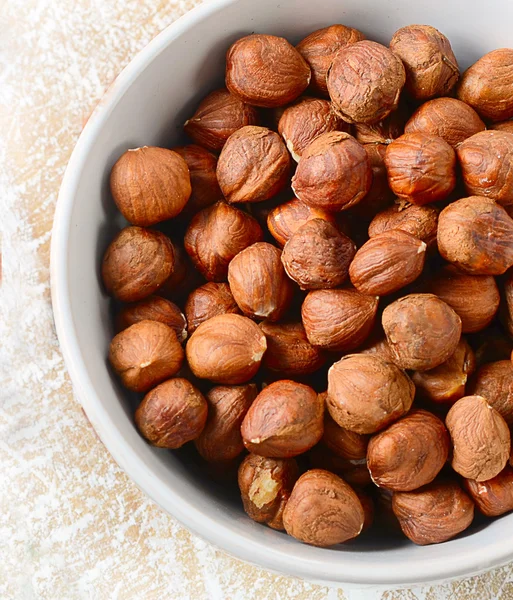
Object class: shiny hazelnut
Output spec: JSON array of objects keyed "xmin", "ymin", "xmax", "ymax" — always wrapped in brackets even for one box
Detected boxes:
[
  {"xmin": 404, "ymin": 98, "xmax": 485, "ymax": 148},
  {"xmin": 349, "ymin": 230, "xmax": 426, "ymax": 296},
  {"xmin": 412, "ymin": 338, "xmax": 476, "ymax": 404},
  {"xmin": 281, "ymin": 219, "xmax": 356, "ymax": 290},
  {"xmin": 217, "ymin": 126, "xmax": 291, "ymax": 204},
  {"xmin": 470, "ymin": 360, "xmax": 513, "ymax": 425},
  {"xmin": 282, "ymin": 469, "xmax": 365, "ymax": 547},
  {"xmin": 491, "ymin": 121, "xmax": 513, "ymax": 134},
  {"xmin": 437, "ymin": 196, "xmax": 513, "ymax": 275},
  {"xmin": 195, "ymin": 384, "xmax": 258, "ymax": 463},
  {"xmin": 327, "ymin": 40, "xmax": 405, "ymax": 124},
  {"xmin": 296, "ymin": 25, "xmax": 364, "ymax": 96},
  {"xmin": 458, "ymin": 49, "xmax": 513, "ymax": 121},
  {"xmin": 464, "ymin": 466, "xmax": 513, "ymax": 517},
  {"xmin": 301, "ymin": 288, "xmax": 378, "ymax": 351},
  {"xmin": 135, "ymin": 378, "xmax": 207, "ymax": 448},
  {"xmin": 110, "ymin": 146, "xmax": 191, "ymax": 226},
  {"xmin": 389, "ymin": 25, "xmax": 459, "ymax": 100},
  {"xmin": 102, "ymin": 226, "xmax": 175, "ymax": 302},
  {"xmin": 109, "ymin": 320, "xmax": 184, "ymax": 392},
  {"xmin": 184, "ymin": 202, "xmax": 263, "ymax": 282},
  {"xmin": 446, "ymin": 395, "xmax": 511, "ymax": 481},
  {"xmin": 226, "ymin": 34, "xmax": 311, "ymax": 108},
  {"xmin": 184, "ymin": 88, "xmax": 259, "ymax": 151},
  {"xmin": 117, "ymin": 296, "xmax": 187, "ymax": 343},
  {"xmin": 385, "ymin": 133, "xmax": 456, "ymax": 205},
  {"xmin": 382, "ymin": 293, "xmax": 462, "ymax": 371},
  {"xmin": 354, "ymin": 105, "xmax": 407, "ymax": 145},
  {"xmin": 185, "ymin": 282, "xmax": 240, "ymax": 334},
  {"xmin": 392, "ymin": 481, "xmax": 474, "ymax": 545},
  {"xmin": 327, "ymin": 354, "xmax": 414, "ymax": 434},
  {"xmin": 186, "ymin": 314, "xmax": 267, "ymax": 384},
  {"xmin": 228, "ymin": 242, "xmax": 294, "ymax": 321},
  {"xmin": 291, "ymin": 131, "xmax": 371, "ymax": 212},
  {"xmin": 238, "ymin": 454, "xmax": 299, "ymax": 530},
  {"xmin": 241, "ymin": 380, "xmax": 324, "ymax": 457},
  {"xmin": 307, "ymin": 444, "xmax": 372, "ymax": 488},
  {"xmin": 259, "ymin": 321, "xmax": 325, "ymax": 376},
  {"xmin": 322, "ymin": 412, "xmax": 369, "ymax": 460},
  {"xmin": 368, "ymin": 410, "xmax": 450, "ymax": 491},
  {"xmin": 368, "ymin": 203, "xmax": 439, "ymax": 249}
]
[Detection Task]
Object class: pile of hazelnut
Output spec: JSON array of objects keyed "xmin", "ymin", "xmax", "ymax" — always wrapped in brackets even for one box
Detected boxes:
[{"xmin": 102, "ymin": 23, "xmax": 513, "ymax": 548}]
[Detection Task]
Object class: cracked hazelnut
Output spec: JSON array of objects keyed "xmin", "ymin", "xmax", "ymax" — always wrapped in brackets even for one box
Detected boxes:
[
  {"xmin": 226, "ymin": 34, "xmax": 311, "ymax": 107},
  {"xmin": 446, "ymin": 395, "xmax": 511, "ymax": 481},
  {"xmin": 283, "ymin": 469, "xmax": 365, "ymax": 547},
  {"xmin": 185, "ymin": 282, "xmax": 240, "ymax": 334},
  {"xmin": 228, "ymin": 242, "xmax": 294, "ymax": 321},
  {"xmin": 102, "ymin": 226, "xmax": 175, "ymax": 302},
  {"xmin": 437, "ymin": 196, "xmax": 513, "ymax": 275},
  {"xmin": 186, "ymin": 314, "xmax": 267, "ymax": 384},
  {"xmin": 322, "ymin": 413, "xmax": 369, "ymax": 460},
  {"xmin": 385, "ymin": 133, "xmax": 456, "ymax": 205},
  {"xmin": 184, "ymin": 202, "xmax": 263, "ymax": 281},
  {"xmin": 392, "ymin": 481, "xmax": 474, "ymax": 545},
  {"xmin": 368, "ymin": 203, "xmax": 439, "ymax": 249},
  {"xmin": 383, "ymin": 294, "xmax": 462, "ymax": 371},
  {"xmin": 368, "ymin": 409, "xmax": 450, "ymax": 491},
  {"xmin": 470, "ymin": 360, "xmax": 513, "ymax": 425},
  {"xmin": 327, "ymin": 40, "xmax": 405, "ymax": 124},
  {"xmin": 241, "ymin": 380, "xmax": 324, "ymax": 457},
  {"xmin": 217, "ymin": 126, "xmax": 291, "ymax": 204},
  {"xmin": 135, "ymin": 378, "xmax": 207, "ymax": 448},
  {"xmin": 292, "ymin": 131, "xmax": 371, "ymax": 211},
  {"xmin": 238, "ymin": 454, "xmax": 299, "ymax": 530},
  {"xmin": 464, "ymin": 466, "xmax": 513, "ymax": 517},
  {"xmin": 117, "ymin": 296, "xmax": 187, "ymax": 343},
  {"xmin": 302, "ymin": 288, "xmax": 378, "ymax": 351}
]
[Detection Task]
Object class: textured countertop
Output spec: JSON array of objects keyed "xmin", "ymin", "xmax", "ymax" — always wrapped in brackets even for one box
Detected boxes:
[{"xmin": 3, "ymin": 1, "xmax": 513, "ymax": 598}]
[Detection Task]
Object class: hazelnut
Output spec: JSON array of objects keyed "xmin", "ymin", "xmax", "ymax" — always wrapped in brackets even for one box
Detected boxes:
[
  {"xmin": 354, "ymin": 105, "xmax": 407, "ymax": 145},
  {"xmin": 355, "ymin": 489, "xmax": 375, "ymax": 533},
  {"xmin": 349, "ymin": 230, "xmax": 426, "ymax": 296},
  {"xmin": 382, "ymin": 294, "xmax": 462, "ymax": 371},
  {"xmin": 457, "ymin": 49, "xmax": 513, "ymax": 121},
  {"xmin": 504, "ymin": 269, "xmax": 513, "ymax": 338},
  {"xmin": 296, "ymin": 25, "xmax": 364, "ymax": 96},
  {"xmin": 110, "ymin": 147, "xmax": 191, "ymax": 226},
  {"xmin": 184, "ymin": 88, "xmax": 259, "ymax": 151},
  {"xmin": 327, "ymin": 40, "xmax": 406, "ymax": 124},
  {"xmin": 389, "ymin": 25, "xmax": 459, "ymax": 100},
  {"xmin": 282, "ymin": 469, "xmax": 365, "ymax": 547},
  {"xmin": 446, "ymin": 395, "xmax": 511, "ymax": 481},
  {"xmin": 368, "ymin": 410, "xmax": 450, "ymax": 491},
  {"xmin": 102, "ymin": 226, "xmax": 175, "ymax": 302},
  {"xmin": 195, "ymin": 384, "xmax": 258, "ymax": 463},
  {"xmin": 241, "ymin": 380, "xmax": 324, "ymax": 457},
  {"xmin": 374, "ymin": 487, "xmax": 402, "ymax": 535},
  {"xmin": 228, "ymin": 242, "xmax": 294, "ymax": 321},
  {"xmin": 238, "ymin": 454, "xmax": 299, "ymax": 530},
  {"xmin": 307, "ymin": 444, "xmax": 372, "ymax": 488},
  {"xmin": 259, "ymin": 321, "xmax": 326, "ymax": 376},
  {"xmin": 135, "ymin": 378, "xmax": 207, "ymax": 448},
  {"xmin": 474, "ymin": 331, "xmax": 513, "ymax": 368},
  {"xmin": 412, "ymin": 338, "xmax": 476, "ymax": 404},
  {"xmin": 158, "ymin": 242, "xmax": 196, "ymax": 302},
  {"xmin": 464, "ymin": 466, "xmax": 513, "ymax": 517},
  {"xmin": 470, "ymin": 360, "xmax": 513, "ymax": 425},
  {"xmin": 109, "ymin": 320, "xmax": 184, "ymax": 392},
  {"xmin": 368, "ymin": 203, "xmax": 439, "ymax": 249},
  {"xmin": 301, "ymin": 288, "xmax": 379, "ymax": 351},
  {"xmin": 291, "ymin": 132, "xmax": 371, "ymax": 212},
  {"xmin": 392, "ymin": 481, "xmax": 474, "ymax": 545},
  {"xmin": 217, "ymin": 126, "xmax": 291, "ymax": 204},
  {"xmin": 116, "ymin": 296, "xmax": 187, "ymax": 343},
  {"xmin": 457, "ymin": 130, "xmax": 513, "ymax": 205},
  {"xmin": 425, "ymin": 265, "xmax": 500, "ymax": 333},
  {"xmin": 226, "ymin": 34, "xmax": 311, "ymax": 108},
  {"xmin": 281, "ymin": 219, "xmax": 356, "ymax": 290},
  {"xmin": 186, "ymin": 314, "xmax": 267, "ymax": 384},
  {"xmin": 322, "ymin": 412, "xmax": 369, "ymax": 460},
  {"xmin": 184, "ymin": 202, "xmax": 263, "ymax": 281},
  {"xmin": 360, "ymin": 334, "xmax": 396, "ymax": 364},
  {"xmin": 267, "ymin": 198, "xmax": 336, "ymax": 247},
  {"xmin": 384, "ymin": 133, "xmax": 456, "ymax": 205},
  {"xmin": 491, "ymin": 121, "xmax": 513, "ymax": 134},
  {"xmin": 437, "ymin": 196, "xmax": 513, "ymax": 275},
  {"xmin": 327, "ymin": 354, "xmax": 414, "ymax": 434},
  {"xmin": 278, "ymin": 97, "xmax": 348, "ymax": 161},
  {"xmin": 185, "ymin": 282, "xmax": 240, "ymax": 334},
  {"xmin": 404, "ymin": 98, "xmax": 485, "ymax": 148}
]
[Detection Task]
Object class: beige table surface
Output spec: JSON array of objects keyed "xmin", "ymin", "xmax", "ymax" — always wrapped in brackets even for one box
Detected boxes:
[{"xmin": 3, "ymin": 1, "xmax": 513, "ymax": 598}]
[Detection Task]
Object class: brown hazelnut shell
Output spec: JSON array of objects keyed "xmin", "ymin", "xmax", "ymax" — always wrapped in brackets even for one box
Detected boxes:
[
  {"xmin": 185, "ymin": 282, "xmax": 240, "ymax": 334},
  {"xmin": 322, "ymin": 413, "xmax": 369, "ymax": 460},
  {"xmin": 368, "ymin": 203, "xmax": 439, "ymax": 249},
  {"xmin": 464, "ymin": 466, "xmax": 513, "ymax": 517},
  {"xmin": 491, "ymin": 121, "xmax": 513, "ymax": 134},
  {"xmin": 469, "ymin": 360, "xmax": 513, "ymax": 425}
]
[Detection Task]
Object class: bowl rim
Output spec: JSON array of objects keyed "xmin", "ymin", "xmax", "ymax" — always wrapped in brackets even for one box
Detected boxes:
[{"xmin": 51, "ymin": 0, "xmax": 513, "ymax": 586}]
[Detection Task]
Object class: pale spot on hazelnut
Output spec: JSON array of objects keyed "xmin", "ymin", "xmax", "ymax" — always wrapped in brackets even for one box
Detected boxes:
[{"xmin": 248, "ymin": 471, "xmax": 280, "ymax": 509}]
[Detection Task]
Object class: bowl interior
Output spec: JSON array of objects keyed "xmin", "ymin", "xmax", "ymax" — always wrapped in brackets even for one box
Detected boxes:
[{"xmin": 52, "ymin": 0, "xmax": 513, "ymax": 586}]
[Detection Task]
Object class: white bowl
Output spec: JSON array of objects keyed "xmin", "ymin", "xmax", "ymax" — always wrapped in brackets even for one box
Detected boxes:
[{"xmin": 51, "ymin": 0, "xmax": 513, "ymax": 587}]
